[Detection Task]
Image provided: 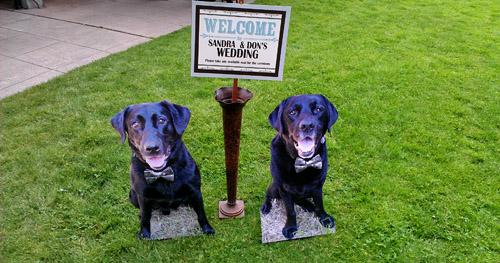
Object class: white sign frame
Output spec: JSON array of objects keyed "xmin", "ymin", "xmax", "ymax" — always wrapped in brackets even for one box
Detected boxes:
[{"xmin": 191, "ymin": 2, "xmax": 291, "ymax": 81}]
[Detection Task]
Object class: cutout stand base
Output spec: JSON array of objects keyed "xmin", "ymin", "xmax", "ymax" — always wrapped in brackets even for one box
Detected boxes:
[
  {"xmin": 260, "ymin": 199, "xmax": 335, "ymax": 243},
  {"xmin": 149, "ymin": 206, "xmax": 203, "ymax": 240}
]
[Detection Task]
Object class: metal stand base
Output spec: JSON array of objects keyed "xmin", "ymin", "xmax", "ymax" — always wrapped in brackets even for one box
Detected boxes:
[{"xmin": 218, "ymin": 200, "xmax": 245, "ymax": 218}]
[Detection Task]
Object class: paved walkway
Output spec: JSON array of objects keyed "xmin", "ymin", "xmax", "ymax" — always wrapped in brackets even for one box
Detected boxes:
[{"xmin": 0, "ymin": 0, "xmax": 254, "ymax": 99}]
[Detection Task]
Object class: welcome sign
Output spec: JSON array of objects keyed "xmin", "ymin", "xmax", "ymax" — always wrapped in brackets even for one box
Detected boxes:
[{"xmin": 191, "ymin": 2, "xmax": 291, "ymax": 81}]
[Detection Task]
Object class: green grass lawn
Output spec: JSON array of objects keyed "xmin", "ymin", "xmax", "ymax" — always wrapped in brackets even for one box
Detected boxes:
[{"xmin": 1, "ymin": 0, "xmax": 499, "ymax": 261}]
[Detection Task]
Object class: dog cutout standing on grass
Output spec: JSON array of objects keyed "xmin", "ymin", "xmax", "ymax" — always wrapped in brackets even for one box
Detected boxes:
[
  {"xmin": 111, "ymin": 101, "xmax": 215, "ymax": 239},
  {"xmin": 261, "ymin": 94, "xmax": 338, "ymax": 240}
]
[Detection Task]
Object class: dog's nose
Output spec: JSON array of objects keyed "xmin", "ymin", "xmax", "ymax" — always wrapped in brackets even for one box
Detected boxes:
[
  {"xmin": 145, "ymin": 144, "xmax": 160, "ymax": 154},
  {"xmin": 300, "ymin": 121, "xmax": 315, "ymax": 132}
]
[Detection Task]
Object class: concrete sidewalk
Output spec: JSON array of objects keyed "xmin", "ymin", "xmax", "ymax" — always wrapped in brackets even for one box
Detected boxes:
[{"xmin": 0, "ymin": 0, "xmax": 254, "ymax": 99}]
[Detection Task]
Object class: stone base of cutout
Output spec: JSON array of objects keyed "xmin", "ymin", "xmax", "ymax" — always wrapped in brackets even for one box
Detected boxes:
[
  {"xmin": 260, "ymin": 199, "xmax": 336, "ymax": 243},
  {"xmin": 149, "ymin": 206, "xmax": 203, "ymax": 240}
]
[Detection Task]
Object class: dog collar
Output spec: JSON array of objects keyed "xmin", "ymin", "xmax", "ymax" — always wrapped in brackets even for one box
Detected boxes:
[
  {"xmin": 144, "ymin": 167, "xmax": 174, "ymax": 184},
  {"xmin": 295, "ymin": 154, "xmax": 322, "ymax": 173}
]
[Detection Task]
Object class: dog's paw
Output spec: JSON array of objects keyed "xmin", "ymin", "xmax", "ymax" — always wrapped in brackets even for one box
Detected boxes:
[
  {"xmin": 319, "ymin": 215, "xmax": 335, "ymax": 228},
  {"xmin": 201, "ymin": 224, "xmax": 215, "ymax": 235},
  {"xmin": 260, "ymin": 201, "xmax": 272, "ymax": 215},
  {"xmin": 137, "ymin": 228, "xmax": 151, "ymax": 240},
  {"xmin": 282, "ymin": 225, "xmax": 297, "ymax": 239}
]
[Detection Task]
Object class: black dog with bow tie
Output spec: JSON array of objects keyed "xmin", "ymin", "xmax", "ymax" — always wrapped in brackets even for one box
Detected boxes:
[
  {"xmin": 111, "ymin": 101, "xmax": 215, "ymax": 239},
  {"xmin": 261, "ymin": 95, "xmax": 338, "ymax": 239}
]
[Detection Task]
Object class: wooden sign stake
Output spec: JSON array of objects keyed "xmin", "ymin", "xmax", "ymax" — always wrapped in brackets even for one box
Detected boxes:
[
  {"xmin": 192, "ymin": 0, "xmax": 291, "ymax": 218},
  {"xmin": 214, "ymin": 0, "xmax": 249, "ymax": 219}
]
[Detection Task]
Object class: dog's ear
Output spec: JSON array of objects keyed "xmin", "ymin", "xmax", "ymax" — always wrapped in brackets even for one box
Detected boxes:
[
  {"xmin": 111, "ymin": 106, "xmax": 130, "ymax": 144},
  {"xmin": 162, "ymin": 101, "xmax": 191, "ymax": 136},
  {"xmin": 269, "ymin": 97, "xmax": 291, "ymax": 135},
  {"xmin": 320, "ymin": 95, "xmax": 338, "ymax": 133}
]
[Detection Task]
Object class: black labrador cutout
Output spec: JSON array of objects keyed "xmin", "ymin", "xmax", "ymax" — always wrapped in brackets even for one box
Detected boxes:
[
  {"xmin": 111, "ymin": 101, "xmax": 214, "ymax": 239},
  {"xmin": 261, "ymin": 94, "xmax": 338, "ymax": 239}
]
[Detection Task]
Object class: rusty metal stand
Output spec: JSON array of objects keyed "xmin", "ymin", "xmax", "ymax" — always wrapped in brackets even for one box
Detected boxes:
[{"xmin": 214, "ymin": 86, "xmax": 253, "ymax": 218}]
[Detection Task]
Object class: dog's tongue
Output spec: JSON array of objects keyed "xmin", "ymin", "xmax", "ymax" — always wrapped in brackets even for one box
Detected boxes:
[
  {"xmin": 298, "ymin": 138, "xmax": 315, "ymax": 152},
  {"xmin": 146, "ymin": 156, "xmax": 165, "ymax": 169}
]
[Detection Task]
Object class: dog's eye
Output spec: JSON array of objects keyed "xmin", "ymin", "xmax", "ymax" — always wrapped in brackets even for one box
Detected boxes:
[
  {"xmin": 131, "ymin": 121, "xmax": 140, "ymax": 129},
  {"xmin": 315, "ymin": 107, "xmax": 323, "ymax": 113},
  {"xmin": 158, "ymin": 118, "xmax": 166, "ymax": 125},
  {"xmin": 289, "ymin": 110, "xmax": 297, "ymax": 116}
]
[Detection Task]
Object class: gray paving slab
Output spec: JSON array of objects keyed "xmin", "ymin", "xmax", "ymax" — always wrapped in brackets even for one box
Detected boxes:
[
  {"xmin": 0, "ymin": 9, "xmax": 32, "ymax": 24},
  {"xmin": 16, "ymin": 42, "xmax": 104, "ymax": 69},
  {"xmin": 59, "ymin": 12, "xmax": 132, "ymax": 29},
  {"xmin": 82, "ymin": 1, "xmax": 168, "ymax": 17},
  {"xmin": 0, "ymin": 56, "xmax": 51, "ymax": 88},
  {"xmin": 1, "ymin": 14, "xmax": 62, "ymax": 33},
  {"xmin": 0, "ymin": 27, "xmax": 25, "ymax": 40},
  {"xmin": 106, "ymin": 37, "xmax": 151, "ymax": 53},
  {"xmin": 31, "ymin": 23, "xmax": 100, "ymax": 42},
  {"xmin": 56, "ymin": 51, "xmax": 110, "ymax": 73},
  {"xmin": 0, "ymin": 54, "xmax": 10, "ymax": 63},
  {"xmin": 0, "ymin": 31, "xmax": 58, "ymax": 57},
  {"xmin": 69, "ymin": 29, "xmax": 144, "ymax": 52},
  {"xmin": 110, "ymin": 16, "xmax": 186, "ymax": 38},
  {"xmin": 1, "ymin": 70, "xmax": 62, "ymax": 98},
  {"xmin": 150, "ymin": 8, "xmax": 193, "ymax": 25}
]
